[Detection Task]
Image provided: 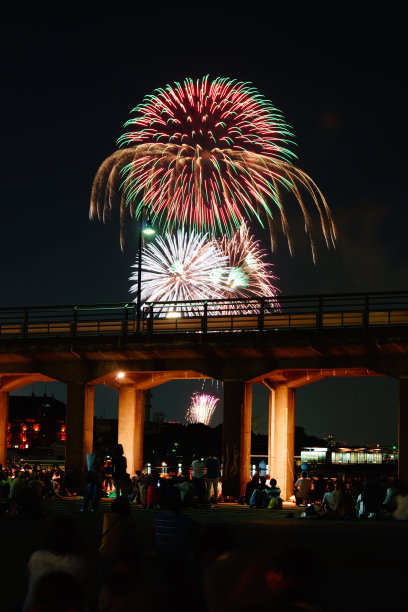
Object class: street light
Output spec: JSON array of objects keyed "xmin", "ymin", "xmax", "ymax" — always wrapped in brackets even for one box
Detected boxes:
[{"xmin": 137, "ymin": 205, "xmax": 156, "ymax": 330}]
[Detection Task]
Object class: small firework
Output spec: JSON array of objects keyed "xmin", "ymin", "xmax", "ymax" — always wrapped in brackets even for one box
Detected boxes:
[
  {"xmin": 91, "ymin": 76, "xmax": 335, "ymax": 259},
  {"xmin": 187, "ymin": 393, "xmax": 219, "ymax": 426}
]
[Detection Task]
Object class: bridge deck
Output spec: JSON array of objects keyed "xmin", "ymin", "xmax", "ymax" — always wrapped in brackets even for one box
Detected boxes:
[{"xmin": 0, "ymin": 290, "xmax": 407, "ymax": 338}]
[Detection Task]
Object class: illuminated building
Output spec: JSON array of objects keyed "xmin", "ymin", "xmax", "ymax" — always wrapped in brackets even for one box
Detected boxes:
[
  {"xmin": 301, "ymin": 445, "xmax": 398, "ymax": 469},
  {"xmin": 7, "ymin": 392, "xmax": 66, "ymax": 455}
]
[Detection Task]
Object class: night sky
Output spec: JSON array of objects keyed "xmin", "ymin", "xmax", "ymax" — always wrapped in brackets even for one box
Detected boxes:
[{"xmin": 2, "ymin": 7, "xmax": 407, "ymax": 445}]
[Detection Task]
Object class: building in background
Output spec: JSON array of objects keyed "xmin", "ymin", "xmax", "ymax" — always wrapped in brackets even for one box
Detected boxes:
[
  {"xmin": 8, "ymin": 392, "xmax": 66, "ymax": 459},
  {"xmin": 300, "ymin": 445, "xmax": 398, "ymax": 471}
]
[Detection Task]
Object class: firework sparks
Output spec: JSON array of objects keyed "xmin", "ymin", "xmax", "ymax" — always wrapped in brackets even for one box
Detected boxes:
[
  {"xmin": 129, "ymin": 225, "xmax": 279, "ymax": 313},
  {"xmin": 187, "ymin": 393, "xmax": 219, "ymax": 426},
  {"xmin": 129, "ymin": 228, "xmax": 230, "ymax": 313},
  {"xmin": 219, "ymin": 223, "xmax": 279, "ymax": 300},
  {"xmin": 90, "ymin": 76, "xmax": 335, "ymax": 258}
]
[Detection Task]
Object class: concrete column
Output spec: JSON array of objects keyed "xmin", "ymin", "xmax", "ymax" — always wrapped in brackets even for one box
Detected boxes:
[
  {"xmin": 0, "ymin": 392, "xmax": 9, "ymax": 466},
  {"xmin": 65, "ymin": 383, "xmax": 94, "ymax": 474},
  {"xmin": 268, "ymin": 385, "xmax": 295, "ymax": 501},
  {"xmin": 398, "ymin": 378, "xmax": 408, "ymax": 483},
  {"xmin": 222, "ymin": 380, "xmax": 252, "ymax": 498},
  {"xmin": 118, "ymin": 386, "xmax": 144, "ymax": 476}
]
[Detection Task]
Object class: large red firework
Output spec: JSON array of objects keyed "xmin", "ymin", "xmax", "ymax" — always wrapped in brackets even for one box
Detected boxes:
[{"xmin": 90, "ymin": 76, "xmax": 335, "ymax": 258}]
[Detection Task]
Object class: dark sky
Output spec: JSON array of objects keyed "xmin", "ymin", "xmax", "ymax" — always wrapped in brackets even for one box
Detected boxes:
[{"xmin": 2, "ymin": 7, "xmax": 407, "ymax": 445}]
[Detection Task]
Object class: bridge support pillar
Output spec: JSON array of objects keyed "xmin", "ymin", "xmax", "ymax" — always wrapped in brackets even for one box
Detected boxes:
[
  {"xmin": 399, "ymin": 378, "xmax": 408, "ymax": 482},
  {"xmin": 268, "ymin": 385, "xmax": 295, "ymax": 501},
  {"xmin": 222, "ymin": 380, "xmax": 252, "ymax": 499},
  {"xmin": 65, "ymin": 383, "xmax": 94, "ymax": 474},
  {"xmin": 0, "ymin": 392, "xmax": 9, "ymax": 466},
  {"xmin": 118, "ymin": 387, "xmax": 144, "ymax": 476}
]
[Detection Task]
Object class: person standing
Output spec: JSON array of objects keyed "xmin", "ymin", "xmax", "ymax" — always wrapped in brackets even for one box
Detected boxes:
[
  {"xmin": 9, "ymin": 470, "xmax": 28, "ymax": 517},
  {"xmin": 81, "ymin": 446, "xmax": 104, "ymax": 512},
  {"xmin": 205, "ymin": 449, "xmax": 220, "ymax": 505},
  {"xmin": 138, "ymin": 473, "xmax": 149, "ymax": 508},
  {"xmin": 103, "ymin": 457, "xmax": 114, "ymax": 496},
  {"xmin": 146, "ymin": 475, "xmax": 162, "ymax": 509},
  {"xmin": 191, "ymin": 454, "xmax": 206, "ymax": 501},
  {"xmin": 112, "ymin": 444, "xmax": 129, "ymax": 498}
]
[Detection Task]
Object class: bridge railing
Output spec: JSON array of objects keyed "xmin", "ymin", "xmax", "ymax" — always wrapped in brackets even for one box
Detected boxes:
[
  {"xmin": 0, "ymin": 291, "xmax": 407, "ymax": 338},
  {"xmin": 143, "ymin": 291, "xmax": 408, "ymax": 334},
  {"xmin": 0, "ymin": 302, "xmax": 136, "ymax": 338}
]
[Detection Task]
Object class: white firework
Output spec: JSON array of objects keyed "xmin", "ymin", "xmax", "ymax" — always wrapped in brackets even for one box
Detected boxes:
[
  {"xmin": 130, "ymin": 229, "xmax": 230, "ymax": 313},
  {"xmin": 186, "ymin": 393, "xmax": 219, "ymax": 426}
]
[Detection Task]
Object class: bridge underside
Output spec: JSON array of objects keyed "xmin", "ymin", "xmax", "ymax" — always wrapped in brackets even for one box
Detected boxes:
[{"xmin": 0, "ymin": 326, "xmax": 407, "ymax": 499}]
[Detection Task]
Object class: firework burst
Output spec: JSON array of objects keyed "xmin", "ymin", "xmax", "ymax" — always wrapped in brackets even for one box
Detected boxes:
[
  {"xmin": 219, "ymin": 223, "xmax": 279, "ymax": 301},
  {"xmin": 91, "ymin": 76, "xmax": 335, "ymax": 258},
  {"xmin": 186, "ymin": 393, "xmax": 219, "ymax": 426},
  {"xmin": 129, "ymin": 226, "xmax": 279, "ymax": 311},
  {"xmin": 129, "ymin": 228, "xmax": 229, "ymax": 312}
]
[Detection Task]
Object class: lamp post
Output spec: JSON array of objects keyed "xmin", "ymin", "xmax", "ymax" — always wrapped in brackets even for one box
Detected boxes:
[{"xmin": 136, "ymin": 205, "xmax": 156, "ymax": 331}]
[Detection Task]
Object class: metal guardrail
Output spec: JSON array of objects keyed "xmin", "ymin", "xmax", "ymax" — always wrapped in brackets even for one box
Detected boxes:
[{"xmin": 0, "ymin": 291, "xmax": 407, "ymax": 339}]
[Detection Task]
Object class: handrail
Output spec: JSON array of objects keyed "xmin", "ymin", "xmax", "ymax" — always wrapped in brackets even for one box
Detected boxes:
[
  {"xmin": 0, "ymin": 290, "xmax": 407, "ymax": 339},
  {"xmin": 1, "ymin": 289, "xmax": 408, "ymax": 313}
]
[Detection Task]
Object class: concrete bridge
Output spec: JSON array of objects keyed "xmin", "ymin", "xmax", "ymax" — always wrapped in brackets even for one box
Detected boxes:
[{"xmin": 1, "ymin": 290, "xmax": 408, "ymax": 499}]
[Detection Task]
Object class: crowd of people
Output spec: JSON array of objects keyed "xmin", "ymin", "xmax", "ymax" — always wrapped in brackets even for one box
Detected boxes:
[
  {"xmin": 0, "ymin": 462, "xmax": 80, "ymax": 517},
  {"xmin": 242, "ymin": 474, "xmax": 283, "ymax": 508},
  {"xmin": 4, "ymin": 447, "xmax": 329, "ymax": 610},
  {"xmin": 3, "ymin": 452, "xmax": 408, "ymax": 523},
  {"xmin": 3, "ymin": 454, "xmax": 408, "ymax": 609},
  {"xmin": 0, "ymin": 446, "xmax": 224, "ymax": 518},
  {"xmin": 80, "ymin": 445, "xmax": 224, "ymax": 513},
  {"xmin": 240, "ymin": 469, "xmax": 408, "ymax": 521},
  {"xmin": 15, "ymin": 487, "xmax": 325, "ymax": 611},
  {"xmin": 292, "ymin": 470, "xmax": 408, "ymax": 520}
]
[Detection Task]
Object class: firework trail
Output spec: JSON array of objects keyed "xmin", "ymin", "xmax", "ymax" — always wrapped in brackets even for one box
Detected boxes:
[
  {"xmin": 129, "ymin": 228, "xmax": 230, "ymax": 313},
  {"xmin": 186, "ymin": 393, "xmax": 219, "ymax": 426},
  {"xmin": 90, "ymin": 76, "xmax": 335, "ymax": 259}
]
